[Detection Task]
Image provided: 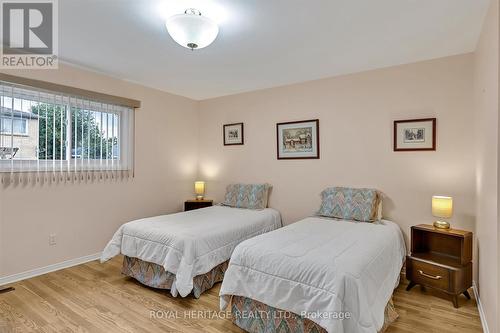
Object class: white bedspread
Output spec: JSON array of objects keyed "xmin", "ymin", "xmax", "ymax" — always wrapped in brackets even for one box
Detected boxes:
[
  {"xmin": 220, "ymin": 217, "xmax": 406, "ymax": 333},
  {"xmin": 101, "ymin": 205, "xmax": 281, "ymax": 297}
]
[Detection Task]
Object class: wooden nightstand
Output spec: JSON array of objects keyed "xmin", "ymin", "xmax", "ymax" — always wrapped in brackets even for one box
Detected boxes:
[
  {"xmin": 184, "ymin": 199, "xmax": 213, "ymax": 211},
  {"xmin": 406, "ymin": 224, "xmax": 473, "ymax": 308}
]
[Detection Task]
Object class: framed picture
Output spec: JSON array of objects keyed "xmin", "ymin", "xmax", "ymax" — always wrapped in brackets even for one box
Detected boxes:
[
  {"xmin": 394, "ymin": 118, "xmax": 436, "ymax": 151},
  {"xmin": 276, "ymin": 119, "xmax": 319, "ymax": 159},
  {"xmin": 223, "ymin": 123, "xmax": 244, "ymax": 145}
]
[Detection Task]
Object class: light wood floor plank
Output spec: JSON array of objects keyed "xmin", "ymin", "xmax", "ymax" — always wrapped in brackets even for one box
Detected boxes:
[{"xmin": 0, "ymin": 256, "xmax": 483, "ymax": 332}]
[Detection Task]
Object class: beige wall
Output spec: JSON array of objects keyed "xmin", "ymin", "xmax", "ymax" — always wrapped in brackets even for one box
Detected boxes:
[
  {"xmin": 198, "ymin": 54, "xmax": 476, "ymax": 248},
  {"xmin": 474, "ymin": 0, "xmax": 499, "ymax": 332},
  {"xmin": 0, "ymin": 64, "xmax": 199, "ymax": 277}
]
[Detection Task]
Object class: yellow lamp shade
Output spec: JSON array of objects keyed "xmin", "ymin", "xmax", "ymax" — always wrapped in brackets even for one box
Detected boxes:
[
  {"xmin": 432, "ymin": 196, "xmax": 453, "ymax": 218},
  {"xmin": 194, "ymin": 181, "xmax": 205, "ymax": 199}
]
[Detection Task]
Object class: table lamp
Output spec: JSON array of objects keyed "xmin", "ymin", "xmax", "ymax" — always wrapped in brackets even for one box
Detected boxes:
[
  {"xmin": 432, "ymin": 196, "xmax": 453, "ymax": 229},
  {"xmin": 195, "ymin": 181, "xmax": 205, "ymax": 200}
]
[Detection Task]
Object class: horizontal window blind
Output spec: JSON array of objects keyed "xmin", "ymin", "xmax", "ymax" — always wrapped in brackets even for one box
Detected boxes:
[{"xmin": 0, "ymin": 80, "xmax": 135, "ymax": 186}]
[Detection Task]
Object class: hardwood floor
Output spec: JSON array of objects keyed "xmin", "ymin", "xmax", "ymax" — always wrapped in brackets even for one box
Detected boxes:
[{"xmin": 0, "ymin": 256, "xmax": 483, "ymax": 333}]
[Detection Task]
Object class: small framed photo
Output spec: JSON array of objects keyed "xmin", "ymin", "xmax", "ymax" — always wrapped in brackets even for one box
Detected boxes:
[
  {"xmin": 394, "ymin": 118, "xmax": 436, "ymax": 151},
  {"xmin": 277, "ymin": 119, "xmax": 319, "ymax": 159},
  {"xmin": 223, "ymin": 123, "xmax": 244, "ymax": 145}
]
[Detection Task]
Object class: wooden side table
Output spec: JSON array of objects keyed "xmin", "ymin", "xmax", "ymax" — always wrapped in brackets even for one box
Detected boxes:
[
  {"xmin": 184, "ymin": 199, "xmax": 213, "ymax": 211},
  {"xmin": 406, "ymin": 224, "xmax": 473, "ymax": 308}
]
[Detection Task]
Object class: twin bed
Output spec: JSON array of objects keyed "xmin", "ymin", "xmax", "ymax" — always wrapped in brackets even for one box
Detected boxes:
[
  {"xmin": 101, "ymin": 185, "xmax": 406, "ymax": 333},
  {"xmin": 221, "ymin": 217, "xmax": 406, "ymax": 333},
  {"xmin": 101, "ymin": 205, "xmax": 281, "ymax": 297}
]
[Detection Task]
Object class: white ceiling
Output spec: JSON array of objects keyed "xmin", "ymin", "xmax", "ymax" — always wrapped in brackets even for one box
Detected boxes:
[{"xmin": 60, "ymin": 0, "xmax": 491, "ymax": 100}]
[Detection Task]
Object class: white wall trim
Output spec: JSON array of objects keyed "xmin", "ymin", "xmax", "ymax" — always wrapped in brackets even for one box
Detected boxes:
[
  {"xmin": 473, "ymin": 281, "xmax": 490, "ymax": 333},
  {"xmin": 0, "ymin": 252, "xmax": 102, "ymax": 287}
]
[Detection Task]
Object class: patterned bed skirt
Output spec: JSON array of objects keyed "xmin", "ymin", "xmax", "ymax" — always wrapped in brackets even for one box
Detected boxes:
[
  {"xmin": 121, "ymin": 256, "xmax": 228, "ymax": 298},
  {"xmin": 228, "ymin": 295, "xmax": 398, "ymax": 333}
]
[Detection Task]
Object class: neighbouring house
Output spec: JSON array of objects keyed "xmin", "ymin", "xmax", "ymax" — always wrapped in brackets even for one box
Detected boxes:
[{"xmin": 0, "ymin": 109, "xmax": 39, "ymax": 160}]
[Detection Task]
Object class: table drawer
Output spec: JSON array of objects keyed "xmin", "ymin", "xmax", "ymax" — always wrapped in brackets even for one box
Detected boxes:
[{"xmin": 407, "ymin": 258, "xmax": 450, "ymax": 291}]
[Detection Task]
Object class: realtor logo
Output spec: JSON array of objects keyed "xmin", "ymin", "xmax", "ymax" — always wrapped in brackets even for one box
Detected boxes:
[{"xmin": 1, "ymin": 0, "xmax": 58, "ymax": 68}]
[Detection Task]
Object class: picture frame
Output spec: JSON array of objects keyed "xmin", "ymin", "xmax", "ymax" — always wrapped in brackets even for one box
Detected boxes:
[
  {"xmin": 276, "ymin": 119, "xmax": 319, "ymax": 159},
  {"xmin": 223, "ymin": 122, "xmax": 244, "ymax": 145},
  {"xmin": 393, "ymin": 118, "xmax": 436, "ymax": 151}
]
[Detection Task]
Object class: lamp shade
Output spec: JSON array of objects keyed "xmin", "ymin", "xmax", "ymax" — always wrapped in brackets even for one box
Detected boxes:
[
  {"xmin": 166, "ymin": 9, "xmax": 219, "ymax": 50},
  {"xmin": 432, "ymin": 196, "xmax": 453, "ymax": 218},
  {"xmin": 195, "ymin": 181, "xmax": 205, "ymax": 198}
]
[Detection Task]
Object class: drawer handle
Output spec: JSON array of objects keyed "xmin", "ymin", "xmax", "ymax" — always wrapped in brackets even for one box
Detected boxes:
[{"xmin": 418, "ymin": 270, "xmax": 442, "ymax": 280}]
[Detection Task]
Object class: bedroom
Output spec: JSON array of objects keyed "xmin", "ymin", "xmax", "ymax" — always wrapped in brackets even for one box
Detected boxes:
[{"xmin": 0, "ymin": 0, "xmax": 498, "ymax": 332}]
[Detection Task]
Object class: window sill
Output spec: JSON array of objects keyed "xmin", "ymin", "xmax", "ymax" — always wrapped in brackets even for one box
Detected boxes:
[{"xmin": 0, "ymin": 133, "xmax": 29, "ymax": 137}]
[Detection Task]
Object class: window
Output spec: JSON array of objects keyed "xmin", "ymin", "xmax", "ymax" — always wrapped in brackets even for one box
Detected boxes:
[
  {"xmin": 0, "ymin": 118, "xmax": 28, "ymax": 135},
  {"xmin": 0, "ymin": 81, "xmax": 135, "ymax": 180}
]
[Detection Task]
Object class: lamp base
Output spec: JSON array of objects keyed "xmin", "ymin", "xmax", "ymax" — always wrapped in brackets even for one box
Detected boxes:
[
  {"xmin": 433, "ymin": 220, "xmax": 450, "ymax": 229},
  {"xmin": 196, "ymin": 195, "xmax": 204, "ymax": 200}
]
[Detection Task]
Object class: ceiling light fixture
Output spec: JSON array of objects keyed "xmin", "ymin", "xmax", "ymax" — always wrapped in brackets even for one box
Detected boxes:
[{"xmin": 165, "ymin": 8, "xmax": 219, "ymax": 50}]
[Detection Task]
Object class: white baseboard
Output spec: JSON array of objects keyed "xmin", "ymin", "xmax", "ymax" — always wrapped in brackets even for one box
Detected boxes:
[
  {"xmin": 0, "ymin": 252, "xmax": 102, "ymax": 287},
  {"xmin": 472, "ymin": 281, "xmax": 490, "ymax": 333}
]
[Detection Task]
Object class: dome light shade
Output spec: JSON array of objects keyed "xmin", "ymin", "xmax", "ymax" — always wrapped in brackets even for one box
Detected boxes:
[{"xmin": 166, "ymin": 9, "xmax": 219, "ymax": 50}]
